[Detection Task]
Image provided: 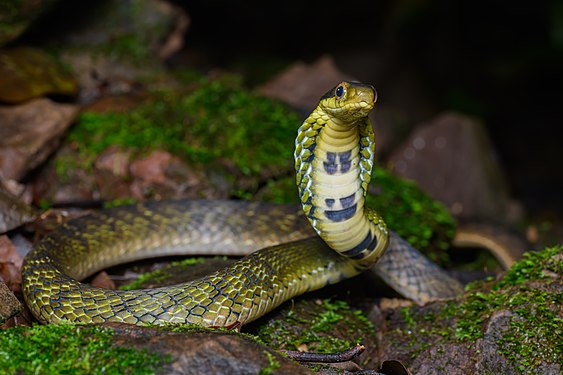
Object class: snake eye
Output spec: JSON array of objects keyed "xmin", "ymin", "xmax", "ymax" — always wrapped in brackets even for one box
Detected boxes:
[{"xmin": 335, "ymin": 84, "xmax": 346, "ymax": 99}]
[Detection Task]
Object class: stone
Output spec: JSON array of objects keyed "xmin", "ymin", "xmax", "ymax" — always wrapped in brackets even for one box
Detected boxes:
[
  {"xmin": 0, "ymin": 47, "xmax": 78, "ymax": 103},
  {"xmin": 107, "ymin": 324, "xmax": 314, "ymax": 375},
  {"xmin": 0, "ymin": 98, "xmax": 79, "ymax": 180},
  {"xmin": 0, "ymin": 279, "xmax": 21, "ymax": 324},
  {"xmin": 258, "ymin": 55, "xmax": 353, "ymax": 111},
  {"xmin": 0, "ymin": 188, "xmax": 37, "ymax": 233},
  {"xmin": 388, "ymin": 111, "xmax": 512, "ymax": 221},
  {"xmin": 55, "ymin": 0, "xmax": 189, "ymax": 103}
]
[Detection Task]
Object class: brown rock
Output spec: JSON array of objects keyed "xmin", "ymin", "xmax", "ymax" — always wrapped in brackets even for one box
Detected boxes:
[
  {"xmin": 91, "ymin": 271, "xmax": 116, "ymax": 290},
  {"xmin": 0, "ymin": 279, "xmax": 21, "ymax": 324},
  {"xmin": 0, "ymin": 98, "xmax": 79, "ymax": 180},
  {"xmin": 129, "ymin": 150, "xmax": 204, "ymax": 200},
  {"xmin": 0, "ymin": 187, "xmax": 37, "ymax": 233},
  {"xmin": 93, "ymin": 146, "xmax": 133, "ymax": 200},
  {"xmin": 388, "ymin": 112, "xmax": 511, "ymax": 221},
  {"xmin": 258, "ymin": 55, "xmax": 353, "ymax": 111},
  {"xmin": 57, "ymin": 0, "xmax": 189, "ymax": 103},
  {"xmin": 106, "ymin": 324, "xmax": 314, "ymax": 375},
  {"xmin": 0, "ymin": 235, "xmax": 23, "ymax": 296}
]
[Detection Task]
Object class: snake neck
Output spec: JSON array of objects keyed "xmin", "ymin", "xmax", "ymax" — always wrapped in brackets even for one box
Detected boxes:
[{"xmin": 295, "ymin": 106, "xmax": 388, "ymax": 268}]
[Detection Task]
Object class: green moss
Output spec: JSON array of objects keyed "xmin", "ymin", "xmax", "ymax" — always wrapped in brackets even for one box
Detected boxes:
[
  {"xmin": 59, "ymin": 79, "xmax": 299, "ymax": 182},
  {"xmin": 366, "ymin": 166, "xmax": 456, "ymax": 261},
  {"xmin": 0, "ymin": 324, "xmax": 164, "ymax": 374},
  {"xmin": 259, "ymin": 351, "xmax": 280, "ymax": 375},
  {"xmin": 103, "ymin": 33, "xmax": 149, "ymax": 63},
  {"xmin": 256, "ymin": 299, "xmax": 374, "ymax": 354},
  {"xmin": 103, "ymin": 197, "xmax": 137, "ymax": 209},
  {"xmin": 493, "ymin": 245, "xmax": 562, "ymax": 288},
  {"xmin": 120, "ymin": 257, "xmax": 207, "ymax": 290},
  {"xmin": 256, "ymin": 175, "xmax": 300, "ymax": 204},
  {"xmin": 396, "ymin": 245, "xmax": 563, "ymax": 370}
]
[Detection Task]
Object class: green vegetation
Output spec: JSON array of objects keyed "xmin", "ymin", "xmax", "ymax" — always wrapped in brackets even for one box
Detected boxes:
[
  {"xmin": 368, "ymin": 166, "xmax": 456, "ymax": 260},
  {"xmin": 0, "ymin": 324, "xmax": 164, "ymax": 375},
  {"xmin": 259, "ymin": 351, "xmax": 280, "ymax": 375},
  {"xmin": 256, "ymin": 299, "xmax": 374, "ymax": 354},
  {"xmin": 102, "ymin": 197, "xmax": 137, "ymax": 209},
  {"xmin": 59, "ymin": 79, "xmax": 299, "ymax": 180},
  {"xmin": 397, "ymin": 245, "xmax": 562, "ymax": 370}
]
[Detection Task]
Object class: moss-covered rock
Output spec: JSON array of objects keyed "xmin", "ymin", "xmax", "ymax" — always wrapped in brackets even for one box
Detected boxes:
[
  {"xmin": 52, "ymin": 77, "xmax": 301, "ymax": 200},
  {"xmin": 379, "ymin": 245, "xmax": 562, "ymax": 373},
  {"xmin": 0, "ymin": 324, "xmax": 163, "ymax": 374},
  {"xmin": 367, "ymin": 167, "xmax": 456, "ymax": 262},
  {"xmin": 0, "ymin": 47, "xmax": 78, "ymax": 103}
]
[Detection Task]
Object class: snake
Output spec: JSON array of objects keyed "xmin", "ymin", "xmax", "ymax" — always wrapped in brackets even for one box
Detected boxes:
[{"xmin": 22, "ymin": 81, "xmax": 463, "ymax": 328}]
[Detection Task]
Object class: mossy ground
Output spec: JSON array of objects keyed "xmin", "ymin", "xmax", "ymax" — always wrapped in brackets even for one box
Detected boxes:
[
  {"xmin": 253, "ymin": 298, "xmax": 376, "ymax": 362},
  {"xmin": 392, "ymin": 245, "xmax": 562, "ymax": 371},
  {"xmin": 0, "ymin": 324, "xmax": 164, "ymax": 375}
]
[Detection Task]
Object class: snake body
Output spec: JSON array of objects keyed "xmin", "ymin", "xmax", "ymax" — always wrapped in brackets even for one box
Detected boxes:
[{"xmin": 22, "ymin": 82, "xmax": 462, "ymax": 327}]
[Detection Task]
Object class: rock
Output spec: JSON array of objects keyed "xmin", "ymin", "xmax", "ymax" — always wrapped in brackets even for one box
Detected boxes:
[
  {"xmin": 0, "ymin": 47, "xmax": 78, "ymax": 103},
  {"xmin": 0, "ymin": 0, "xmax": 60, "ymax": 46},
  {"xmin": 93, "ymin": 146, "xmax": 133, "ymax": 201},
  {"xmin": 388, "ymin": 112, "xmax": 512, "ymax": 222},
  {"xmin": 107, "ymin": 324, "xmax": 314, "ymax": 375},
  {"xmin": 0, "ymin": 98, "xmax": 79, "ymax": 181},
  {"xmin": 58, "ymin": 0, "xmax": 188, "ymax": 59},
  {"xmin": 90, "ymin": 271, "xmax": 116, "ymax": 290},
  {"xmin": 54, "ymin": 0, "xmax": 189, "ymax": 103},
  {"xmin": 0, "ymin": 235, "xmax": 23, "ymax": 293},
  {"xmin": 128, "ymin": 150, "xmax": 203, "ymax": 200},
  {"xmin": 0, "ymin": 188, "xmax": 37, "ymax": 233},
  {"xmin": 373, "ymin": 245, "xmax": 562, "ymax": 374},
  {"xmin": 0, "ymin": 279, "xmax": 21, "ymax": 324},
  {"xmin": 258, "ymin": 55, "xmax": 353, "ymax": 111}
]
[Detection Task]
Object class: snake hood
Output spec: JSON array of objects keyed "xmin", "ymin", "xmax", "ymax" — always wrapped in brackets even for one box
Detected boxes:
[{"xmin": 295, "ymin": 81, "xmax": 388, "ymax": 269}]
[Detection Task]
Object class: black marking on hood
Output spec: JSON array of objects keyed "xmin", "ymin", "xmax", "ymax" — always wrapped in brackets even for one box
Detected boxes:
[{"xmin": 325, "ymin": 204, "xmax": 357, "ymax": 222}]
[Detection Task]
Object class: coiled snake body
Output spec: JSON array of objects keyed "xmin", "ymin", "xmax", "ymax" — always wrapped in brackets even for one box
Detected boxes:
[{"xmin": 22, "ymin": 82, "xmax": 462, "ymax": 327}]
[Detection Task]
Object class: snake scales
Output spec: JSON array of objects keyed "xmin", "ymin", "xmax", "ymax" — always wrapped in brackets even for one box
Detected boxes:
[{"xmin": 22, "ymin": 82, "xmax": 462, "ymax": 327}]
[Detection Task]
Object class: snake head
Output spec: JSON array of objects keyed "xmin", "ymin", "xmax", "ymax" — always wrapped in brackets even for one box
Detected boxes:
[{"xmin": 319, "ymin": 81, "xmax": 377, "ymax": 122}]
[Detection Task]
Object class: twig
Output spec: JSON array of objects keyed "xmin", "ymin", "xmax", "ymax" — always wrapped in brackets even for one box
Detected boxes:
[{"xmin": 284, "ymin": 343, "xmax": 365, "ymax": 363}]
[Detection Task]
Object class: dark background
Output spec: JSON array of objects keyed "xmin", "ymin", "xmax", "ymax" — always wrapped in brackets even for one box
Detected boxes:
[
  {"xmin": 21, "ymin": 0, "xmax": 563, "ymax": 218},
  {"xmin": 178, "ymin": 0, "xmax": 562, "ymax": 218}
]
